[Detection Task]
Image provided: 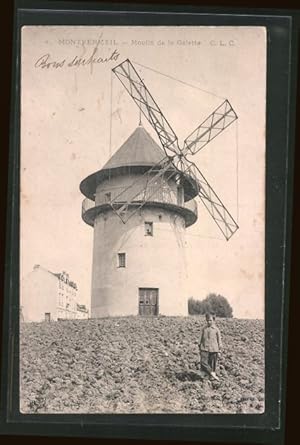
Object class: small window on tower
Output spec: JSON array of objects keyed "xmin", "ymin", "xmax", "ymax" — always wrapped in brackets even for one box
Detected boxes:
[
  {"xmin": 118, "ymin": 253, "xmax": 126, "ymax": 268},
  {"xmin": 145, "ymin": 222, "xmax": 153, "ymax": 236},
  {"xmin": 105, "ymin": 192, "xmax": 111, "ymax": 203}
]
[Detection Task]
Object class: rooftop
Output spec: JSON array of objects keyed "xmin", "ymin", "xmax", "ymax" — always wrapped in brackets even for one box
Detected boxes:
[
  {"xmin": 102, "ymin": 126, "xmax": 165, "ymax": 169},
  {"xmin": 80, "ymin": 126, "xmax": 167, "ymax": 200},
  {"xmin": 80, "ymin": 126, "xmax": 198, "ymax": 201}
]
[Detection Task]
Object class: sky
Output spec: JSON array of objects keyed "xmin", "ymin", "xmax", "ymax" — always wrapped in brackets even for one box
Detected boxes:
[{"xmin": 21, "ymin": 26, "xmax": 266, "ymax": 318}]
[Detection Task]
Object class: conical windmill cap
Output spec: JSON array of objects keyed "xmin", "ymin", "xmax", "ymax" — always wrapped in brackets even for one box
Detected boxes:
[
  {"xmin": 80, "ymin": 125, "xmax": 198, "ymax": 201},
  {"xmin": 80, "ymin": 126, "xmax": 166, "ymax": 200},
  {"xmin": 102, "ymin": 126, "xmax": 165, "ymax": 169}
]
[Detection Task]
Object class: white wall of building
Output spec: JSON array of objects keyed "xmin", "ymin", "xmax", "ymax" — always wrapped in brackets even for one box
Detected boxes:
[
  {"xmin": 91, "ymin": 205, "xmax": 188, "ymax": 318},
  {"xmin": 57, "ymin": 275, "xmax": 78, "ymax": 319},
  {"xmin": 21, "ymin": 266, "xmax": 58, "ymax": 322},
  {"xmin": 21, "ymin": 266, "xmax": 88, "ymax": 322},
  {"xmin": 95, "ymin": 173, "xmax": 180, "ymax": 207}
]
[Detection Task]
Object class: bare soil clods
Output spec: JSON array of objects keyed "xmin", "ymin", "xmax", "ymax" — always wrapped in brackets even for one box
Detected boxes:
[{"xmin": 20, "ymin": 317, "xmax": 264, "ymax": 413}]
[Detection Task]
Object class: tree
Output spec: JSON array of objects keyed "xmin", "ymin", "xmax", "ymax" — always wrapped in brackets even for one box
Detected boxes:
[
  {"xmin": 188, "ymin": 293, "xmax": 233, "ymax": 318},
  {"xmin": 188, "ymin": 297, "xmax": 201, "ymax": 315}
]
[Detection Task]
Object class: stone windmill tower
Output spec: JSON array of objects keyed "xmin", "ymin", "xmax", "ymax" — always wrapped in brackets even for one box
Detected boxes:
[
  {"xmin": 80, "ymin": 59, "xmax": 238, "ymax": 318},
  {"xmin": 80, "ymin": 125, "xmax": 198, "ymax": 317}
]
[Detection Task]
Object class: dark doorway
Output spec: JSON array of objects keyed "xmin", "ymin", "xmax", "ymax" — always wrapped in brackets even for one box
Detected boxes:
[
  {"xmin": 45, "ymin": 312, "xmax": 51, "ymax": 322},
  {"xmin": 138, "ymin": 288, "xmax": 159, "ymax": 316}
]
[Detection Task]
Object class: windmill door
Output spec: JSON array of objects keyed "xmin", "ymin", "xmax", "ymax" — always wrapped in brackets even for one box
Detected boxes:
[{"xmin": 138, "ymin": 288, "xmax": 159, "ymax": 316}]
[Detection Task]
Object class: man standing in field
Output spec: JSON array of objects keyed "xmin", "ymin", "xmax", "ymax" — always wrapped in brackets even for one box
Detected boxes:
[{"xmin": 199, "ymin": 313, "xmax": 222, "ymax": 381}]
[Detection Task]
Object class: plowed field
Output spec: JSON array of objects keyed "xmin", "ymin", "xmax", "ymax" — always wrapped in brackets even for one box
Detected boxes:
[{"xmin": 20, "ymin": 316, "xmax": 264, "ymax": 413}]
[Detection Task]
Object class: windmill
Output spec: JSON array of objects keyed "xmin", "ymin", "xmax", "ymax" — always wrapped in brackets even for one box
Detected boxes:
[
  {"xmin": 110, "ymin": 59, "xmax": 239, "ymax": 241},
  {"xmin": 80, "ymin": 58, "xmax": 239, "ymax": 317}
]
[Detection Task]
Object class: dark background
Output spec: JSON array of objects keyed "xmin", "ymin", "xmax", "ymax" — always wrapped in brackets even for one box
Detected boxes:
[{"xmin": 0, "ymin": 1, "xmax": 298, "ymax": 444}]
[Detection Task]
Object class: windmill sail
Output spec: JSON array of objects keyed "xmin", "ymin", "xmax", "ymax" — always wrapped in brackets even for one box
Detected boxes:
[
  {"xmin": 183, "ymin": 100, "xmax": 238, "ymax": 155},
  {"xmin": 113, "ymin": 59, "xmax": 181, "ymax": 157},
  {"xmin": 112, "ymin": 59, "xmax": 239, "ymax": 240},
  {"xmin": 178, "ymin": 158, "xmax": 239, "ymax": 240}
]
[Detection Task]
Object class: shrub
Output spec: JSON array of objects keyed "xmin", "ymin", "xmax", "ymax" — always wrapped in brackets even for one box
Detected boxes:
[{"xmin": 188, "ymin": 293, "xmax": 233, "ymax": 318}]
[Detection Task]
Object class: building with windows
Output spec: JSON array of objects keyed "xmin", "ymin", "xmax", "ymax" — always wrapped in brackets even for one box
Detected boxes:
[
  {"xmin": 80, "ymin": 125, "xmax": 198, "ymax": 317},
  {"xmin": 21, "ymin": 265, "xmax": 89, "ymax": 322}
]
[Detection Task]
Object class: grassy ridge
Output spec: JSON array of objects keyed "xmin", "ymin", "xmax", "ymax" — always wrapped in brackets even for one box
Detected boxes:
[{"xmin": 20, "ymin": 316, "xmax": 264, "ymax": 413}]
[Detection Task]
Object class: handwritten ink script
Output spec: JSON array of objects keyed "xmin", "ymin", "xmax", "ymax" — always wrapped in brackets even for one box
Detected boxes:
[{"xmin": 34, "ymin": 47, "xmax": 120, "ymax": 70}]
